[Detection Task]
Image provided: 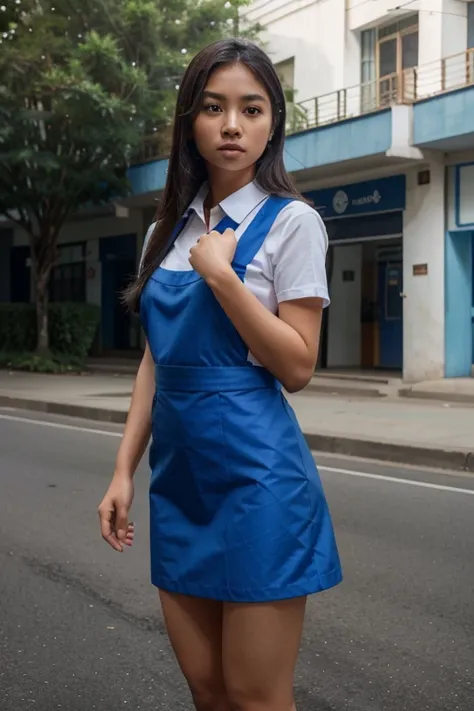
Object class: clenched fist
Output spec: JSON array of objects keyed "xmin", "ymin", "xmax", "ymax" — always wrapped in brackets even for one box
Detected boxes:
[{"xmin": 189, "ymin": 228, "xmax": 237, "ymax": 282}]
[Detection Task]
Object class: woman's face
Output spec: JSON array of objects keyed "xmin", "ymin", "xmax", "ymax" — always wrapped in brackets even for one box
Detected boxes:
[{"xmin": 192, "ymin": 62, "xmax": 274, "ymax": 175}]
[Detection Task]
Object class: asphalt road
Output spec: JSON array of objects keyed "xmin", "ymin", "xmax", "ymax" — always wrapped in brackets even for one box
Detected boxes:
[{"xmin": 0, "ymin": 407, "xmax": 473, "ymax": 711}]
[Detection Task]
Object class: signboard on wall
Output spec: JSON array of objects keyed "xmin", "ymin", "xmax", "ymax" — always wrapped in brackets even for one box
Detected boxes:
[{"xmin": 304, "ymin": 174, "xmax": 406, "ymax": 220}]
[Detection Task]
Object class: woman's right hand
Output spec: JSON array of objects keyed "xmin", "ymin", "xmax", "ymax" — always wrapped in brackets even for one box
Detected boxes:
[{"xmin": 98, "ymin": 475, "xmax": 135, "ymax": 552}]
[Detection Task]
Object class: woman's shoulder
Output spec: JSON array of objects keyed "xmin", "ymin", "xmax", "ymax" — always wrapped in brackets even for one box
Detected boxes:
[
  {"xmin": 269, "ymin": 198, "xmax": 327, "ymax": 242},
  {"xmin": 276, "ymin": 196, "xmax": 324, "ymax": 223}
]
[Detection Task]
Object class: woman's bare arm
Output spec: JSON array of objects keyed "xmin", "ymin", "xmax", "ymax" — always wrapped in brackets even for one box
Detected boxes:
[
  {"xmin": 113, "ymin": 341, "xmax": 155, "ymax": 480},
  {"xmin": 207, "ymin": 266, "xmax": 322, "ymax": 392}
]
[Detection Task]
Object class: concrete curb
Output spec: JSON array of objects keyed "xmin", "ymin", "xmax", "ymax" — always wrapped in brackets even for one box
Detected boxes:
[
  {"xmin": 399, "ymin": 388, "xmax": 474, "ymax": 406},
  {"xmin": 2, "ymin": 394, "xmax": 473, "ymax": 473},
  {"xmin": 0, "ymin": 396, "xmax": 128, "ymax": 424},
  {"xmin": 304, "ymin": 433, "xmax": 474, "ymax": 473},
  {"xmin": 304, "ymin": 383, "xmax": 385, "ymax": 398}
]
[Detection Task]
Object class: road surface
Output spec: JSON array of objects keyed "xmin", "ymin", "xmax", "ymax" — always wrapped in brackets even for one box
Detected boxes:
[{"xmin": 0, "ymin": 407, "xmax": 473, "ymax": 710}]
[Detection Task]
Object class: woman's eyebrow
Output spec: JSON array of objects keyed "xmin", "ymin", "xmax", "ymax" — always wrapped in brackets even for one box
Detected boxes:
[{"xmin": 203, "ymin": 90, "xmax": 267, "ymax": 102}]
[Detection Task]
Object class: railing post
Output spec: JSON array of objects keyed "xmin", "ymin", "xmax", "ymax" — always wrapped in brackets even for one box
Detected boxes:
[
  {"xmin": 441, "ymin": 57, "xmax": 446, "ymax": 91},
  {"xmin": 341, "ymin": 88, "xmax": 347, "ymax": 119},
  {"xmin": 314, "ymin": 97, "xmax": 319, "ymax": 127}
]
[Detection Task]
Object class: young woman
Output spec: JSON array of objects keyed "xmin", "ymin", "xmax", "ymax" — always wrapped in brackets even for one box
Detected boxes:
[{"xmin": 98, "ymin": 38, "xmax": 342, "ymax": 711}]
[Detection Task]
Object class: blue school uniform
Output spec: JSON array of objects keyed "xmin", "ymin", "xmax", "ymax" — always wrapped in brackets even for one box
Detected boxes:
[{"xmin": 140, "ymin": 195, "xmax": 342, "ymax": 602}]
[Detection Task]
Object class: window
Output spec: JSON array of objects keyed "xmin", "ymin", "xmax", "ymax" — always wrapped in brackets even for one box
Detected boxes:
[
  {"xmin": 376, "ymin": 16, "xmax": 418, "ymax": 106},
  {"xmin": 468, "ymin": 3, "xmax": 474, "ymax": 83},
  {"xmin": 469, "ymin": 3, "xmax": 474, "ymax": 50},
  {"xmin": 50, "ymin": 242, "xmax": 86, "ymax": 303},
  {"xmin": 361, "ymin": 29, "xmax": 376, "ymax": 111},
  {"xmin": 275, "ymin": 57, "xmax": 308, "ymax": 132},
  {"xmin": 275, "ymin": 58, "xmax": 295, "ymax": 93}
]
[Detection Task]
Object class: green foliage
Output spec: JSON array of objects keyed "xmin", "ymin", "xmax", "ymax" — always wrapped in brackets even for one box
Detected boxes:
[
  {"xmin": 0, "ymin": 304, "xmax": 36, "ymax": 352},
  {"xmin": 0, "ymin": 0, "xmax": 261, "ymax": 350},
  {"xmin": 0, "ymin": 0, "xmax": 261, "ymax": 227},
  {"xmin": 283, "ymin": 87, "xmax": 309, "ymax": 134},
  {"xmin": 48, "ymin": 303, "xmax": 100, "ymax": 360},
  {"xmin": 0, "ymin": 351, "xmax": 85, "ymax": 373},
  {"xmin": 0, "ymin": 303, "xmax": 100, "ymax": 370}
]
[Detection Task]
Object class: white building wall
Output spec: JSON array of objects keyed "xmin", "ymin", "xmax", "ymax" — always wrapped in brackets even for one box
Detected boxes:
[
  {"xmin": 402, "ymin": 160, "xmax": 446, "ymax": 382},
  {"xmin": 347, "ymin": 0, "xmax": 404, "ymax": 31},
  {"xmin": 245, "ymin": 0, "xmax": 469, "ymax": 115},
  {"xmin": 244, "ymin": 0, "xmax": 347, "ymax": 104},
  {"xmin": 12, "ymin": 211, "xmax": 144, "ymax": 249}
]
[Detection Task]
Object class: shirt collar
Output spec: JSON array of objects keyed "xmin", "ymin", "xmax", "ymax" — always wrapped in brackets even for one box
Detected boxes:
[{"xmin": 187, "ymin": 181, "xmax": 268, "ymax": 225}]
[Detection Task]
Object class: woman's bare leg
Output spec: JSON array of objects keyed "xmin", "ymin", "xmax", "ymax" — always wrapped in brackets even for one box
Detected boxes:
[
  {"xmin": 159, "ymin": 590, "xmax": 230, "ymax": 711},
  {"xmin": 222, "ymin": 596, "xmax": 306, "ymax": 711}
]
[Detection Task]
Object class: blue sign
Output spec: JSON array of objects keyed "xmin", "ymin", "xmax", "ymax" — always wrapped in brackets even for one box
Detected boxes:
[{"xmin": 304, "ymin": 175, "xmax": 406, "ymax": 219}]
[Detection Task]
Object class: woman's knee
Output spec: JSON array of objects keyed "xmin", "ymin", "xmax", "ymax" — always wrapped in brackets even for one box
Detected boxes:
[
  {"xmin": 188, "ymin": 678, "xmax": 229, "ymax": 711},
  {"xmin": 225, "ymin": 680, "xmax": 295, "ymax": 711},
  {"xmin": 225, "ymin": 684, "xmax": 292, "ymax": 711}
]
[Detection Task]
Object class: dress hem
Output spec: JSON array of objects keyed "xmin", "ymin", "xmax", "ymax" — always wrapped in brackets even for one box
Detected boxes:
[{"xmin": 151, "ymin": 567, "xmax": 343, "ymax": 603}]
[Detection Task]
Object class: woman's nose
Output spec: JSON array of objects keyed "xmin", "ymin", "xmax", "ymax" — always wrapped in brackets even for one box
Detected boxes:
[{"xmin": 221, "ymin": 112, "xmax": 242, "ymax": 137}]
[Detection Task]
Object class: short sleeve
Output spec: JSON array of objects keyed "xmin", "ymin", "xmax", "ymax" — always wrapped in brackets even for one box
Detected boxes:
[{"xmin": 271, "ymin": 207, "xmax": 330, "ymax": 307}]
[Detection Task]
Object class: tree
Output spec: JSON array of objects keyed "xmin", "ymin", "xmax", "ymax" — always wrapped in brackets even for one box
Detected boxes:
[{"xmin": 0, "ymin": 0, "xmax": 261, "ymax": 354}]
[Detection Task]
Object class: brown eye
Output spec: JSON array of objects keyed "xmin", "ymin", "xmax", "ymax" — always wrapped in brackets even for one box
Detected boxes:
[
  {"xmin": 245, "ymin": 106, "xmax": 262, "ymax": 116},
  {"xmin": 204, "ymin": 104, "xmax": 221, "ymax": 113}
]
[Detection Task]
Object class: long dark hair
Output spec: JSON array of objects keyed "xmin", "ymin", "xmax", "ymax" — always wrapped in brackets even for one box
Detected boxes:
[{"xmin": 126, "ymin": 38, "xmax": 305, "ymax": 311}]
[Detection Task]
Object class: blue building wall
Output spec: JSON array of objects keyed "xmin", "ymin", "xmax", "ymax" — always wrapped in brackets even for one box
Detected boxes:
[
  {"xmin": 446, "ymin": 161, "xmax": 474, "ymax": 375},
  {"xmin": 445, "ymin": 230, "xmax": 473, "ymax": 377},
  {"xmin": 128, "ymin": 158, "xmax": 169, "ymax": 197},
  {"xmin": 413, "ymin": 86, "xmax": 474, "ymax": 146},
  {"xmin": 282, "ymin": 110, "xmax": 392, "ymax": 173}
]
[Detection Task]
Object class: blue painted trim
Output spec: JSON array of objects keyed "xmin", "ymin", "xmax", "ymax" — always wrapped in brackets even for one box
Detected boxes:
[
  {"xmin": 454, "ymin": 162, "xmax": 474, "ymax": 228},
  {"xmin": 445, "ymin": 230, "xmax": 473, "ymax": 377},
  {"xmin": 413, "ymin": 85, "xmax": 474, "ymax": 146},
  {"xmin": 414, "ymin": 84, "xmax": 474, "ymax": 107},
  {"xmin": 284, "ymin": 107, "xmax": 391, "ymax": 141}
]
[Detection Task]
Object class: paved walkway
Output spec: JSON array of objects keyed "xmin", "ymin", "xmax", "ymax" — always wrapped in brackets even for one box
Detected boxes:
[{"xmin": 1, "ymin": 370, "xmax": 473, "ymax": 471}]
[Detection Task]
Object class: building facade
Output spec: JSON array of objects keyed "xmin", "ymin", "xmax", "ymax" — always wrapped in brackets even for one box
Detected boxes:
[{"xmin": 4, "ymin": 0, "xmax": 474, "ymax": 380}]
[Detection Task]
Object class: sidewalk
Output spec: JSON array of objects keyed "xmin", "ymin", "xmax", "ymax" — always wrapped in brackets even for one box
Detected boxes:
[{"xmin": 1, "ymin": 369, "xmax": 473, "ymax": 472}]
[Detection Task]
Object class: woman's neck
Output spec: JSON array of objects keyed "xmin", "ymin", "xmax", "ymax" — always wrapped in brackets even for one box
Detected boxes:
[{"xmin": 205, "ymin": 165, "xmax": 256, "ymax": 208}]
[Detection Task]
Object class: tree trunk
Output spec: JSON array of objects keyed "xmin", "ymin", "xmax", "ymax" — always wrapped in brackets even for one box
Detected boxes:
[
  {"xmin": 27, "ymin": 208, "xmax": 66, "ymax": 356},
  {"xmin": 35, "ymin": 271, "xmax": 50, "ymax": 355}
]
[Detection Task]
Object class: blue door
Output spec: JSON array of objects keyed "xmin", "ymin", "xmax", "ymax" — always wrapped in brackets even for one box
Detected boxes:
[
  {"xmin": 100, "ymin": 234, "xmax": 137, "ymax": 350},
  {"xmin": 378, "ymin": 261, "xmax": 403, "ymax": 370}
]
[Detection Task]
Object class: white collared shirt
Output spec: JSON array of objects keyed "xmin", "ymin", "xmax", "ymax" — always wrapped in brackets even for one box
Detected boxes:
[{"xmin": 143, "ymin": 180, "xmax": 330, "ymax": 364}]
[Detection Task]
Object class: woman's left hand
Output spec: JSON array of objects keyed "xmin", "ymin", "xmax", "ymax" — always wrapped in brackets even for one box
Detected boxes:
[{"xmin": 189, "ymin": 228, "xmax": 237, "ymax": 282}]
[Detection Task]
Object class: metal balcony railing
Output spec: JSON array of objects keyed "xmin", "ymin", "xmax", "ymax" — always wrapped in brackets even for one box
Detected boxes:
[
  {"xmin": 135, "ymin": 48, "xmax": 474, "ymax": 164},
  {"xmin": 298, "ymin": 48, "xmax": 474, "ymax": 130}
]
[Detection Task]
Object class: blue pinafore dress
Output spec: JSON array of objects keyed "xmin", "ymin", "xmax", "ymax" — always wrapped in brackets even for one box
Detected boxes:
[{"xmin": 140, "ymin": 195, "xmax": 342, "ymax": 602}]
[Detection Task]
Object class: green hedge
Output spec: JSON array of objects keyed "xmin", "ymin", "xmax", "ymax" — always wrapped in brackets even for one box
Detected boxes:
[{"xmin": 0, "ymin": 302, "xmax": 100, "ymax": 362}]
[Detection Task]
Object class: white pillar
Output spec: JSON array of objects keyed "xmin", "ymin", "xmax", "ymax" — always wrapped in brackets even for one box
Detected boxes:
[{"xmin": 403, "ymin": 160, "xmax": 445, "ymax": 382}]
